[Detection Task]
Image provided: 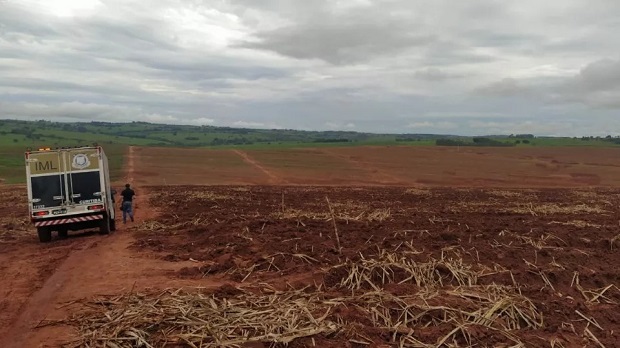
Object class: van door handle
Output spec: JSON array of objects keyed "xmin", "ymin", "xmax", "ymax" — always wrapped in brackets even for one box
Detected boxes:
[{"xmin": 71, "ymin": 194, "xmax": 81, "ymax": 198}]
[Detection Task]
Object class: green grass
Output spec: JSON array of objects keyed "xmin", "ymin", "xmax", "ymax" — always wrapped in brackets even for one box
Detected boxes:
[
  {"xmin": 1, "ymin": 119, "xmax": 453, "ymax": 149},
  {"xmin": 0, "ymin": 144, "xmax": 127, "ymax": 184},
  {"xmin": 35, "ymin": 129, "xmax": 155, "ymax": 146},
  {"xmin": 0, "ymin": 132, "xmax": 150, "ymax": 148},
  {"xmin": 522, "ymin": 137, "xmax": 617, "ymax": 147},
  {"xmin": 3, "ymin": 119, "xmax": 619, "ymax": 149},
  {"xmin": 102, "ymin": 144, "xmax": 128, "ymax": 182},
  {"xmin": 0, "ymin": 146, "xmax": 25, "ymax": 184}
]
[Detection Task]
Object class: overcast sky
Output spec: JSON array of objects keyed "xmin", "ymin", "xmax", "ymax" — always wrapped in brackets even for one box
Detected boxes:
[{"xmin": 0, "ymin": 0, "xmax": 619, "ymax": 135}]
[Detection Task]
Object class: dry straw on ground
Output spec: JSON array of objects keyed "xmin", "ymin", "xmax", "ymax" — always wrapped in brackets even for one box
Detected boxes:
[
  {"xmin": 548, "ymin": 220, "xmax": 601, "ymax": 228},
  {"xmin": 55, "ymin": 247, "xmax": 550, "ymax": 347},
  {"xmin": 271, "ymin": 207, "xmax": 392, "ymax": 223},
  {"xmin": 61, "ymin": 283, "xmax": 543, "ymax": 348},
  {"xmin": 346, "ymin": 286, "xmax": 543, "ymax": 341},
  {"xmin": 0, "ymin": 216, "xmax": 31, "ymax": 241},
  {"xmin": 514, "ymin": 233, "xmax": 567, "ymax": 250},
  {"xmin": 505, "ymin": 203, "xmax": 607, "ymax": 216},
  {"xmin": 334, "ymin": 249, "xmax": 482, "ymax": 290},
  {"xmin": 404, "ymin": 188, "xmax": 432, "ymax": 196},
  {"xmin": 62, "ymin": 288, "xmax": 338, "ymax": 348},
  {"xmin": 186, "ymin": 190, "xmax": 236, "ymax": 201},
  {"xmin": 570, "ymin": 190, "xmax": 600, "ymax": 200},
  {"xmin": 486, "ymin": 190, "xmax": 525, "ymax": 198}
]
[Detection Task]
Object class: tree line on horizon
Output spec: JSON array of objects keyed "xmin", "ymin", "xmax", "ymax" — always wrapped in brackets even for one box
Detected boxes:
[{"xmin": 1, "ymin": 119, "xmax": 620, "ymax": 147}]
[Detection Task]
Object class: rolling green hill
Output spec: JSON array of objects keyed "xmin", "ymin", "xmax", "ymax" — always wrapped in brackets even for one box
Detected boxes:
[
  {"xmin": 1, "ymin": 119, "xmax": 619, "ymax": 184},
  {"xmin": 0, "ymin": 119, "xmax": 445, "ymax": 148}
]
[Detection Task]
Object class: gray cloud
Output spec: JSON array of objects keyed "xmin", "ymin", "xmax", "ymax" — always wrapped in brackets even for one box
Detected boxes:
[
  {"xmin": 413, "ymin": 68, "xmax": 463, "ymax": 81},
  {"xmin": 0, "ymin": 100, "xmax": 192, "ymax": 123},
  {"xmin": 475, "ymin": 59, "xmax": 620, "ymax": 109},
  {"xmin": 0, "ymin": 0, "xmax": 619, "ymax": 135},
  {"xmin": 549, "ymin": 59, "xmax": 620, "ymax": 109},
  {"xmin": 475, "ymin": 78, "xmax": 532, "ymax": 97},
  {"xmin": 574, "ymin": 59, "xmax": 620, "ymax": 92},
  {"xmin": 240, "ymin": 20, "xmax": 433, "ymax": 65}
]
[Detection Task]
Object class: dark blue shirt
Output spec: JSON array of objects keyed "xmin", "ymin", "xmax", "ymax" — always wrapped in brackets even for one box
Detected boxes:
[{"xmin": 121, "ymin": 188, "xmax": 135, "ymax": 202}]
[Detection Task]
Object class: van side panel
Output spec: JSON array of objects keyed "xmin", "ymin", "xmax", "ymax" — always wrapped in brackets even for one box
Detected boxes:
[{"xmin": 100, "ymin": 149, "xmax": 115, "ymax": 219}]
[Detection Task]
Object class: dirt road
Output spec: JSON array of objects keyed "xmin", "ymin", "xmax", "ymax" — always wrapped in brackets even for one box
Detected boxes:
[
  {"xmin": 232, "ymin": 149, "xmax": 288, "ymax": 184},
  {"xmin": 0, "ymin": 146, "xmax": 212, "ymax": 347}
]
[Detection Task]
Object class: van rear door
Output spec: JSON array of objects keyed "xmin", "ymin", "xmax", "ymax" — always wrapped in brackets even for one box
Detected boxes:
[
  {"xmin": 65, "ymin": 148, "xmax": 103, "ymax": 206},
  {"xmin": 28, "ymin": 152, "xmax": 66, "ymax": 210}
]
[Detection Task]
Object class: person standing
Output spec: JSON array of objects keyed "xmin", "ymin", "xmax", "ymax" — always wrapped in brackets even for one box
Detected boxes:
[{"xmin": 120, "ymin": 183, "xmax": 136, "ymax": 223}]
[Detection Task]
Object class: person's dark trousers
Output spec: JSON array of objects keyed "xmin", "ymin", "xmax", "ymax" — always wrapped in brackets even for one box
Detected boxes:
[{"xmin": 122, "ymin": 201, "xmax": 134, "ymax": 223}]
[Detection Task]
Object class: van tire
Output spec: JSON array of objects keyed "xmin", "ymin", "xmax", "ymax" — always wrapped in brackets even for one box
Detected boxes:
[
  {"xmin": 99, "ymin": 215, "xmax": 110, "ymax": 235},
  {"xmin": 37, "ymin": 227, "xmax": 52, "ymax": 243},
  {"xmin": 110, "ymin": 217, "xmax": 116, "ymax": 232}
]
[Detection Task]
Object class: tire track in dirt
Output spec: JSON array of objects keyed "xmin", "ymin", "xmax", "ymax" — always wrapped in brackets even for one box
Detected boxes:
[
  {"xmin": 7, "ymin": 146, "xmax": 231, "ymax": 347},
  {"xmin": 1, "ymin": 240, "xmax": 102, "ymax": 348},
  {"xmin": 122, "ymin": 146, "xmax": 149, "ymax": 222},
  {"xmin": 320, "ymin": 148, "xmax": 406, "ymax": 185},
  {"xmin": 1, "ymin": 245, "xmax": 103, "ymax": 345},
  {"xmin": 0, "ymin": 145, "xmax": 151, "ymax": 348},
  {"xmin": 232, "ymin": 149, "xmax": 288, "ymax": 184},
  {"xmin": 0, "ymin": 238, "xmax": 83, "ymax": 346},
  {"xmin": 127, "ymin": 145, "xmax": 135, "ymax": 183}
]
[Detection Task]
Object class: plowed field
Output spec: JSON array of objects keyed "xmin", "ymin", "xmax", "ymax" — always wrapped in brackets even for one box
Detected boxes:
[
  {"xmin": 1, "ymin": 145, "xmax": 620, "ymax": 347},
  {"xmin": 2, "ymin": 185, "xmax": 618, "ymax": 347},
  {"xmin": 122, "ymin": 186, "xmax": 620, "ymax": 347}
]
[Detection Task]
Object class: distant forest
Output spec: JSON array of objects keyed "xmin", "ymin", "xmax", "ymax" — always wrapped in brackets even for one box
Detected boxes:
[{"xmin": 1, "ymin": 119, "xmax": 618, "ymax": 149}]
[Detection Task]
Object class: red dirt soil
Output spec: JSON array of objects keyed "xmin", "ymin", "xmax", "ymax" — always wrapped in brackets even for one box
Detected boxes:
[
  {"xmin": 64, "ymin": 187, "xmax": 620, "ymax": 345},
  {"xmin": 169, "ymin": 186, "xmax": 620, "ymax": 346},
  {"xmin": 131, "ymin": 145, "xmax": 620, "ymax": 187},
  {"xmin": 0, "ymin": 145, "xmax": 619, "ymax": 347},
  {"xmin": 0, "ymin": 146, "xmax": 210, "ymax": 348}
]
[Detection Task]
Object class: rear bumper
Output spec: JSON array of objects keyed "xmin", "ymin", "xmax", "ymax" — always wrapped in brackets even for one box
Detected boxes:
[{"xmin": 34, "ymin": 214, "xmax": 104, "ymax": 227}]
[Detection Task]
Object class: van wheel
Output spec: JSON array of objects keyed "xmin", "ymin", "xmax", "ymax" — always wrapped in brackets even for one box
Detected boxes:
[
  {"xmin": 99, "ymin": 215, "xmax": 110, "ymax": 235},
  {"xmin": 37, "ymin": 227, "xmax": 52, "ymax": 243},
  {"xmin": 110, "ymin": 217, "xmax": 116, "ymax": 232}
]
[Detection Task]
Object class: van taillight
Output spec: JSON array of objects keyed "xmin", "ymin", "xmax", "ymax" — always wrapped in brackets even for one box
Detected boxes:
[
  {"xmin": 88, "ymin": 205, "xmax": 104, "ymax": 210},
  {"xmin": 33, "ymin": 211, "xmax": 49, "ymax": 217}
]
